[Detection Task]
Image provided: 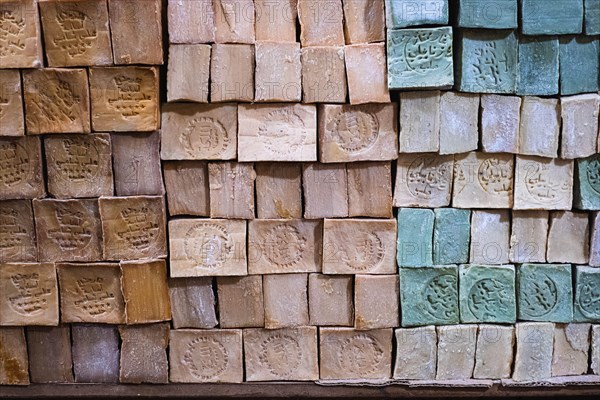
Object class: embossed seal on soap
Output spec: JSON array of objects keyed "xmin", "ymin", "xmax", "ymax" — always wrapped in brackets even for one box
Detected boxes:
[
  {"xmin": 73, "ymin": 277, "xmax": 116, "ymax": 317},
  {"xmin": 0, "ymin": 208, "xmax": 29, "ymax": 255},
  {"xmin": 523, "ymin": 161, "xmax": 571, "ymax": 205},
  {"xmin": 579, "ymin": 279, "xmax": 600, "ymax": 319},
  {"xmin": 259, "ymin": 333, "xmax": 302, "ymax": 378},
  {"xmin": 586, "ymin": 158, "xmax": 600, "ymax": 195},
  {"xmin": 53, "ymin": 9, "xmax": 97, "ymax": 57},
  {"xmin": 263, "ymin": 224, "xmax": 307, "ymax": 269},
  {"xmin": 48, "ymin": 207, "xmax": 93, "ymax": 250},
  {"xmin": 338, "ymin": 333, "xmax": 384, "ymax": 375},
  {"xmin": 184, "ymin": 222, "xmax": 233, "ymax": 269},
  {"xmin": 183, "ymin": 336, "xmax": 229, "ymax": 380},
  {"xmin": 338, "ymin": 232, "xmax": 385, "ymax": 272},
  {"xmin": 8, "ymin": 273, "xmax": 52, "ymax": 316},
  {"xmin": 407, "ymin": 155, "xmax": 452, "ymax": 199},
  {"xmin": 0, "ymin": 141, "xmax": 31, "ymax": 186},
  {"xmin": 468, "ymin": 278, "xmax": 512, "ymax": 320},
  {"xmin": 117, "ymin": 206, "xmax": 160, "ymax": 251},
  {"xmin": 108, "ymin": 76, "xmax": 152, "ymax": 117},
  {"xmin": 258, "ymin": 107, "xmax": 308, "ymax": 156},
  {"xmin": 330, "ymin": 110, "xmax": 379, "ymax": 153},
  {"xmin": 0, "ymin": 8, "xmax": 26, "ymax": 57},
  {"xmin": 53, "ymin": 137, "xmax": 99, "ymax": 182},
  {"xmin": 520, "ymin": 273, "xmax": 558, "ymax": 318},
  {"xmin": 478, "ymin": 158, "xmax": 513, "ymax": 194},
  {"xmin": 180, "ymin": 117, "xmax": 230, "ymax": 158},
  {"xmin": 422, "ymin": 274, "xmax": 458, "ymax": 320}
]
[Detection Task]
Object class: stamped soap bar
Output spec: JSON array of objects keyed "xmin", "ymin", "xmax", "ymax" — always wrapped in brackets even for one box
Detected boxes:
[
  {"xmin": 394, "ymin": 153, "xmax": 454, "ymax": 208},
  {"xmin": 517, "ymin": 37, "xmax": 559, "ymax": 96},
  {"xmin": 0, "ymin": 0, "xmax": 43, "ymax": 68},
  {"xmin": 397, "ymin": 208, "xmax": 434, "ymax": 267},
  {"xmin": 0, "ymin": 70, "xmax": 24, "ymax": 136},
  {"xmin": 514, "ymin": 156, "xmax": 574, "ymax": 210},
  {"xmin": 518, "ymin": 264, "xmax": 573, "ymax": 323},
  {"xmin": 385, "ymin": 0, "xmax": 448, "ymax": 28},
  {"xmin": 0, "ymin": 136, "xmax": 45, "ymax": 200},
  {"xmin": 0, "ymin": 200, "xmax": 37, "ymax": 262},
  {"xmin": 574, "ymin": 266, "xmax": 600, "ymax": 322},
  {"xmin": 575, "ymin": 154, "xmax": 600, "ymax": 210},
  {"xmin": 521, "ymin": 0, "xmax": 583, "ymax": 35},
  {"xmin": 457, "ymin": 0, "xmax": 517, "ymax": 29},
  {"xmin": 433, "ymin": 209, "xmax": 471, "ymax": 265}
]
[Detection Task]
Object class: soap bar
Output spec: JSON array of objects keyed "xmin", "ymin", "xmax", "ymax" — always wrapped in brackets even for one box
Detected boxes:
[
  {"xmin": 303, "ymin": 163, "xmax": 348, "ymax": 219},
  {"xmin": 255, "ymin": 163, "xmax": 302, "ymax": 219},
  {"xmin": 342, "ymin": 0, "xmax": 385, "ymax": 44},
  {"xmin": 517, "ymin": 264, "xmax": 573, "ymax": 323},
  {"xmin": 297, "ymin": 0, "xmax": 344, "ymax": 46},
  {"xmin": 27, "ymin": 326, "xmax": 73, "ymax": 383},
  {"xmin": 457, "ymin": 0, "xmax": 517, "ymax": 29},
  {"xmin": 519, "ymin": 96, "xmax": 559, "ymax": 157},
  {"xmin": 387, "ymin": 28, "xmax": 453, "ymax": 90},
  {"xmin": 169, "ymin": 329, "xmax": 243, "ymax": 383},
  {"xmin": 586, "ymin": 0, "xmax": 600, "ymax": 34},
  {"xmin": 263, "ymin": 273, "xmax": 309, "ymax": 329},
  {"xmin": 318, "ymin": 103, "xmax": 398, "ymax": 163},
  {"xmin": 167, "ymin": 44, "xmax": 211, "ymax": 103},
  {"xmin": 559, "ymin": 36, "xmax": 600, "ymax": 95},
  {"xmin": 433, "ymin": 209, "xmax": 471, "ymax": 265},
  {"xmin": 0, "ymin": 0, "xmax": 43, "ymax": 68},
  {"xmin": 167, "ymin": 0, "xmax": 215, "ymax": 43},
  {"xmin": 439, "ymin": 92, "xmax": 480, "ymax": 154},
  {"xmin": 301, "ymin": 46, "xmax": 347, "ymax": 103},
  {"xmin": 591, "ymin": 212, "xmax": 600, "ymax": 266},
  {"xmin": 45, "ymin": 134, "xmax": 113, "ymax": 199},
  {"xmin": 347, "ymin": 162, "xmax": 393, "ymax": 218},
  {"xmin": 255, "ymin": 0, "xmax": 297, "ymax": 42},
  {"xmin": 385, "ymin": 0, "xmax": 448, "ymax": 28},
  {"xmin": 39, "ymin": 0, "xmax": 112, "ymax": 67},
  {"xmin": 119, "ymin": 323, "xmax": 169, "ymax": 384},
  {"xmin": 0, "ymin": 327, "xmax": 29, "ymax": 385},
  {"xmin": 480, "ymin": 94, "xmax": 521, "ymax": 153},
  {"xmin": 514, "ymin": 156, "xmax": 574, "ymax": 210},
  {"xmin": 248, "ymin": 219, "xmax": 321, "ymax": 274},
  {"xmin": 561, "ymin": 94, "xmax": 600, "ymax": 160},
  {"xmin": 473, "ymin": 325, "xmax": 514, "ymax": 379},
  {"xmin": 513, "ymin": 322, "xmax": 554, "ymax": 381},
  {"xmin": 120, "ymin": 260, "xmax": 171, "ymax": 324},
  {"xmin": 345, "ymin": 43, "xmax": 390, "ymax": 104},
  {"xmin": 163, "ymin": 161, "xmax": 210, "ymax": 217},
  {"xmin": 238, "ymin": 103, "xmax": 316, "ymax": 162},
  {"xmin": 457, "ymin": 30, "xmax": 517, "ymax": 93},
  {"xmin": 459, "ymin": 264, "xmax": 516, "ymax": 323},
  {"xmin": 244, "ymin": 327, "xmax": 319, "ymax": 381},
  {"xmin": 319, "ymin": 328, "xmax": 392, "ymax": 380},
  {"xmin": 393, "ymin": 326, "xmax": 437, "ymax": 380},
  {"xmin": 399, "ymin": 266, "xmax": 459, "ymax": 326},
  {"xmin": 521, "ymin": 0, "xmax": 583, "ymax": 35},
  {"xmin": 216, "ymin": 276, "xmax": 264, "ymax": 328},
  {"xmin": 517, "ymin": 36, "xmax": 559, "ymax": 96},
  {"xmin": 552, "ymin": 323, "xmax": 590, "ymax": 376},
  {"xmin": 33, "ymin": 199, "xmax": 102, "ymax": 262},
  {"xmin": 547, "ymin": 211, "xmax": 589, "ymax": 264},
  {"xmin": 323, "ymin": 219, "xmax": 397, "ymax": 274},
  {"xmin": 213, "ymin": 0, "xmax": 254, "ymax": 43},
  {"xmin": 0, "ymin": 136, "xmax": 45, "ymax": 200},
  {"xmin": 436, "ymin": 324, "xmax": 477, "ymax": 380},
  {"xmin": 308, "ymin": 274, "xmax": 353, "ymax": 326},
  {"xmin": 0, "ymin": 200, "xmax": 37, "ymax": 262},
  {"xmin": 509, "ymin": 211, "xmax": 549, "ymax": 263},
  {"xmin": 210, "ymin": 44, "xmax": 254, "ymax": 102},
  {"xmin": 354, "ymin": 274, "xmax": 399, "ymax": 330},
  {"xmin": 397, "ymin": 208, "xmax": 434, "ymax": 267},
  {"xmin": 255, "ymin": 41, "xmax": 301, "ymax": 101},
  {"xmin": 161, "ymin": 103, "xmax": 237, "ymax": 161},
  {"xmin": 574, "ymin": 266, "xmax": 600, "ymax": 322},
  {"xmin": 208, "ymin": 162, "xmax": 255, "ymax": 219},
  {"xmin": 57, "ymin": 263, "xmax": 125, "ymax": 324},
  {"xmin": 71, "ymin": 324, "xmax": 119, "ymax": 383},
  {"xmin": 0, "ymin": 70, "xmax": 24, "ymax": 136},
  {"xmin": 394, "ymin": 153, "xmax": 454, "ymax": 208},
  {"xmin": 470, "ymin": 210, "xmax": 510, "ymax": 265},
  {"xmin": 169, "ymin": 277, "xmax": 218, "ymax": 329},
  {"xmin": 398, "ymin": 91, "xmax": 441, "ymax": 153},
  {"xmin": 592, "ymin": 325, "xmax": 600, "ymax": 374},
  {"xmin": 575, "ymin": 155, "xmax": 600, "ymax": 210}
]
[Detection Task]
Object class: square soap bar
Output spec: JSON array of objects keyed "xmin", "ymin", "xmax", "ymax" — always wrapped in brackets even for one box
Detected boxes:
[
  {"xmin": 163, "ymin": 161, "xmax": 209, "ymax": 217},
  {"xmin": 385, "ymin": 0, "xmax": 448, "ymax": 28},
  {"xmin": 586, "ymin": 0, "xmax": 600, "ymax": 34},
  {"xmin": 394, "ymin": 153, "xmax": 454, "ymax": 208},
  {"xmin": 0, "ymin": 200, "xmax": 37, "ymax": 263},
  {"xmin": 217, "ymin": 276, "xmax": 264, "ymax": 328},
  {"xmin": 0, "ymin": 136, "xmax": 45, "ymax": 200},
  {"xmin": 168, "ymin": 277, "xmax": 217, "ymax": 329},
  {"xmin": 509, "ymin": 210, "xmax": 549, "ymax": 263},
  {"xmin": 119, "ymin": 323, "xmax": 169, "ymax": 384},
  {"xmin": 521, "ymin": 0, "xmax": 583, "ymax": 35},
  {"xmin": 387, "ymin": 27, "xmax": 453, "ymax": 90},
  {"xmin": 393, "ymin": 326, "xmax": 437, "ymax": 379},
  {"xmin": 0, "ymin": 327, "xmax": 29, "ymax": 385},
  {"xmin": 575, "ymin": 155, "xmax": 600, "ymax": 210},
  {"xmin": 559, "ymin": 36, "xmax": 600, "ymax": 95},
  {"xmin": 480, "ymin": 94, "xmax": 521, "ymax": 153},
  {"xmin": 457, "ymin": 0, "xmax": 517, "ymax": 29},
  {"xmin": 561, "ymin": 94, "xmax": 600, "ymax": 160},
  {"xmin": 0, "ymin": 0, "xmax": 43, "ymax": 68},
  {"xmin": 355, "ymin": 274, "xmax": 399, "ymax": 330},
  {"xmin": 474, "ymin": 325, "xmax": 514, "ymax": 379},
  {"xmin": 436, "ymin": 324, "xmax": 477, "ymax": 380},
  {"xmin": 514, "ymin": 156, "xmax": 574, "ymax": 210},
  {"xmin": 574, "ymin": 266, "xmax": 600, "ymax": 322},
  {"xmin": 459, "ymin": 264, "xmax": 516, "ymax": 323},
  {"xmin": 399, "ymin": 265, "xmax": 459, "ymax": 326},
  {"xmin": 433, "ymin": 208, "xmax": 471, "ymax": 265},
  {"xmin": 517, "ymin": 264, "xmax": 573, "ymax": 323},
  {"xmin": 120, "ymin": 260, "xmax": 171, "ymax": 324},
  {"xmin": 308, "ymin": 274, "xmax": 353, "ymax": 326},
  {"xmin": 517, "ymin": 36, "xmax": 559, "ymax": 96},
  {"xmin": 397, "ymin": 208, "xmax": 434, "ymax": 267}
]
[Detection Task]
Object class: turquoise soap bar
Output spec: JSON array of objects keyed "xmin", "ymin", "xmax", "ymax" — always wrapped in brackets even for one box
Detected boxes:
[
  {"xmin": 457, "ymin": 30, "xmax": 517, "ymax": 93},
  {"xmin": 517, "ymin": 36, "xmax": 559, "ymax": 96},
  {"xmin": 521, "ymin": 0, "xmax": 584, "ymax": 35},
  {"xmin": 387, "ymin": 27, "xmax": 454, "ymax": 89},
  {"xmin": 517, "ymin": 264, "xmax": 573, "ymax": 323},
  {"xmin": 400, "ymin": 266, "xmax": 459, "ymax": 326},
  {"xmin": 459, "ymin": 264, "xmax": 516, "ymax": 323},
  {"xmin": 575, "ymin": 154, "xmax": 600, "ymax": 210},
  {"xmin": 457, "ymin": 0, "xmax": 518, "ymax": 29},
  {"xmin": 397, "ymin": 208, "xmax": 434, "ymax": 267},
  {"xmin": 560, "ymin": 36, "xmax": 600, "ymax": 95},
  {"xmin": 586, "ymin": 0, "xmax": 600, "ymax": 35},
  {"xmin": 433, "ymin": 208, "xmax": 471, "ymax": 265},
  {"xmin": 385, "ymin": 0, "xmax": 449, "ymax": 28},
  {"xmin": 574, "ymin": 265, "xmax": 600, "ymax": 322}
]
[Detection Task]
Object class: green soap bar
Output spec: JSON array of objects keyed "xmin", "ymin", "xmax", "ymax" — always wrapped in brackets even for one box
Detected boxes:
[
  {"xmin": 574, "ymin": 266, "xmax": 600, "ymax": 322},
  {"xmin": 397, "ymin": 208, "xmax": 434, "ymax": 267},
  {"xmin": 457, "ymin": 0, "xmax": 517, "ymax": 29},
  {"xmin": 575, "ymin": 154, "xmax": 600, "ymax": 210},
  {"xmin": 459, "ymin": 264, "xmax": 516, "ymax": 323},
  {"xmin": 433, "ymin": 208, "xmax": 471, "ymax": 265},
  {"xmin": 516, "ymin": 36, "xmax": 559, "ymax": 96},
  {"xmin": 521, "ymin": 0, "xmax": 584, "ymax": 35},
  {"xmin": 586, "ymin": 0, "xmax": 600, "ymax": 35},
  {"xmin": 387, "ymin": 27, "xmax": 454, "ymax": 90},
  {"xmin": 385, "ymin": 0, "xmax": 449, "ymax": 28},
  {"xmin": 517, "ymin": 264, "xmax": 573, "ymax": 323},
  {"xmin": 400, "ymin": 266, "xmax": 459, "ymax": 327},
  {"xmin": 560, "ymin": 36, "xmax": 600, "ymax": 95},
  {"xmin": 457, "ymin": 30, "xmax": 517, "ymax": 94}
]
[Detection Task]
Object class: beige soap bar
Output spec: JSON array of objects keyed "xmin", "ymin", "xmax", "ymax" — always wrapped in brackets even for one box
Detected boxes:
[
  {"xmin": 480, "ymin": 94, "xmax": 521, "ymax": 154},
  {"xmin": 0, "ymin": 327, "xmax": 29, "ymax": 385},
  {"xmin": 210, "ymin": 43, "xmax": 254, "ymax": 102},
  {"xmin": 509, "ymin": 211, "xmax": 549, "ymax": 263},
  {"xmin": 0, "ymin": 200, "xmax": 37, "ymax": 262},
  {"xmin": 394, "ymin": 153, "xmax": 454, "ymax": 208},
  {"xmin": 345, "ymin": 43, "xmax": 390, "ymax": 104},
  {"xmin": 120, "ymin": 260, "xmax": 171, "ymax": 324},
  {"xmin": 0, "ymin": 70, "xmax": 24, "ymax": 136},
  {"xmin": 560, "ymin": 93, "xmax": 600, "ymax": 159},
  {"xmin": 298, "ymin": 0, "xmax": 344, "ymax": 46},
  {"xmin": 546, "ymin": 211, "xmax": 589, "ymax": 264},
  {"xmin": 217, "ymin": 276, "xmax": 264, "ymax": 328},
  {"xmin": 436, "ymin": 325, "xmax": 477, "ymax": 380},
  {"xmin": 355, "ymin": 275, "xmax": 399, "ymax": 330},
  {"xmin": 308, "ymin": 273, "xmax": 353, "ymax": 326},
  {"xmin": 470, "ymin": 210, "xmax": 511, "ymax": 265},
  {"xmin": 0, "ymin": 136, "xmax": 45, "ymax": 200},
  {"xmin": 213, "ymin": 0, "xmax": 255, "ymax": 43},
  {"xmin": 119, "ymin": 323, "xmax": 169, "ymax": 384},
  {"xmin": 254, "ymin": 0, "xmax": 297, "ymax": 42},
  {"xmin": 301, "ymin": 46, "xmax": 347, "ymax": 103},
  {"xmin": 208, "ymin": 162, "xmax": 255, "ymax": 219},
  {"xmin": 552, "ymin": 324, "xmax": 590, "ymax": 377},
  {"xmin": 0, "ymin": 0, "xmax": 43, "ymax": 68},
  {"xmin": 513, "ymin": 322, "xmax": 554, "ymax": 381},
  {"xmin": 439, "ymin": 92, "xmax": 480, "ymax": 154},
  {"xmin": 254, "ymin": 41, "xmax": 302, "ymax": 102},
  {"xmin": 255, "ymin": 163, "xmax": 302, "ymax": 219},
  {"xmin": 303, "ymin": 163, "xmax": 348, "ymax": 219},
  {"xmin": 399, "ymin": 91, "xmax": 440, "ymax": 153},
  {"xmin": 167, "ymin": 44, "xmax": 211, "ymax": 103},
  {"xmin": 168, "ymin": 0, "xmax": 215, "ymax": 43},
  {"xmin": 473, "ymin": 325, "xmax": 514, "ymax": 379},
  {"xmin": 592, "ymin": 325, "xmax": 600, "ymax": 375},
  {"xmin": 163, "ymin": 161, "xmax": 210, "ymax": 217},
  {"xmin": 342, "ymin": 0, "xmax": 385, "ymax": 44},
  {"xmin": 393, "ymin": 326, "xmax": 437, "ymax": 380},
  {"xmin": 263, "ymin": 273, "xmax": 309, "ymax": 329},
  {"xmin": 514, "ymin": 155, "xmax": 574, "ymax": 210},
  {"xmin": 347, "ymin": 162, "xmax": 393, "ymax": 218},
  {"xmin": 592, "ymin": 212, "xmax": 600, "ymax": 267},
  {"xmin": 519, "ymin": 97, "xmax": 560, "ymax": 158}
]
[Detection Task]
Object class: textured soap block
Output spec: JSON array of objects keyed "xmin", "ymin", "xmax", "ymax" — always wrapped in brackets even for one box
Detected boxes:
[
  {"xmin": 436, "ymin": 325, "xmax": 477, "ymax": 380},
  {"xmin": 517, "ymin": 36, "xmax": 559, "ymax": 96},
  {"xmin": 552, "ymin": 323, "xmax": 590, "ymax": 376},
  {"xmin": 398, "ymin": 91, "xmax": 440, "ymax": 153},
  {"xmin": 547, "ymin": 211, "xmax": 589, "ymax": 264},
  {"xmin": 169, "ymin": 329, "xmax": 243, "ymax": 383},
  {"xmin": 119, "ymin": 323, "xmax": 169, "ymax": 384},
  {"xmin": 586, "ymin": 0, "xmax": 600, "ymax": 34},
  {"xmin": 347, "ymin": 162, "xmax": 393, "ymax": 218},
  {"xmin": 387, "ymin": 28, "xmax": 453, "ymax": 89},
  {"xmin": 297, "ymin": 0, "xmax": 344, "ymax": 46},
  {"xmin": 169, "ymin": 278, "xmax": 217, "ymax": 329},
  {"xmin": 213, "ymin": 0, "xmax": 255, "ymax": 43},
  {"xmin": 27, "ymin": 326, "xmax": 73, "ymax": 383},
  {"xmin": 210, "ymin": 43, "xmax": 254, "ymax": 102},
  {"xmin": 255, "ymin": 0, "xmax": 297, "ymax": 42},
  {"xmin": 399, "ymin": 266, "xmax": 459, "ymax": 326},
  {"xmin": 457, "ymin": 0, "xmax": 517, "ymax": 29},
  {"xmin": 514, "ymin": 156, "xmax": 574, "ymax": 210},
  {"xmin": 385, "ymin": 0, "xmax": 448, "ymax": 28},
  {"xmin": 254, "ymin": 42, "xmax": 300, "ymax": 102},
  {"xmin": 575, "ymin": 155, "xmax": 600, "ymax": 210},
  {"xmin": 302, "ymin": 163, "xmax": 348, "ymax": 219},
  {"xmin": 319, "ymin": 328, "xmax": 392, "ymax": 380},
  {"xmin": 393, "ymin": 326, "xmax": 437, "ymax": 380},
  {"xmin": 470, "ymin": 210, "xmax": 510, "ymax": 265},
  {"xmin": 473, "ymin": 325, "xmax": 514, "ymax": 379},
  {"xmin": 592, "ymin": 325, "xmax": 600, "ymax": 374},
  {"xmin": 342, "ymin": 0, "xmax": 385, "ymax": 43},
  {"xmin": 163, "ymin": 161, "xmax": 209, "ymax": 217},
  {"xmin": 509, "ymin": 211, "xmax": 549, "ymax": 263},
  {"xmin": 459, "ymin": 264, "xmax": 516, "ymax": 323},
  {"xmin": 457, "ymin": 30, "xmax": 517, "ymax": 93},
  {"xmin": 120, "ymin": 260, "xmax": 171, "ymax": 324},
  {"xmin": 345, "ymin": 43, "xmax": 390, "ymax": 104},
  {"xmin": 263, "ymin": 273, "xmax": 309, "ymax": 328},
  {"xmin": 397, "ymin": 208, "xmax": 434, "ymax": 267},
  {"xmin": 561, "ymin": 94, "xmax": 600, "ymax": 160},
  {"xmin": 559, "ymin": 36, "xmax": 600, "ymax": 95},
  {"xmin": 591, "ymin": 213, "xmax": 600, "ymax": 267},
  {"xmin": 0, "ymin": 200, "xmax": 37, "ymax": 262},
  {"xmin": 0, "ymin": 70, "xmax": 24, "ymax": 136},
  {"xmin": 480, "ymin": 94, "xmax": 521, "ymax": 153},
  {"xmin": 71, "ymin": 324, "xmax": 119, "ymax": 383},
  {"xmin": 208, "ymin": 162, "xmax": 255, "ymax": 219},
  {"xmin": 217, "ymin": 276, "xmax": 264, "ymax": 328},
  {"xmin": 433, "ymin": 208, "xmax": 470, "ymax": 265},
  {"xmin": 355, "ymin": 275, "xmax": 399, "ymax": 330},
  {"xmin": 301, "ymin": 46, "xmax": 347, "ymax": 103},
  {"xmin": 439, "ymin": 92, "xmax": 479, "ymax": 154},
  {"xmin": 521, "ymin": 0, "xmax": 583, "ymax": 35},
  {"xmin": 0, "ymin": 136, "xmax": 45, "ymax": 200},
  {"xmin": 167, "ymin": 0, "xmax": 215, "ymax": 43},
  {"xmin": 513, "ymin": 322, "xmax": 554, "ymax": 381},
  {"xmin": 167, "ymin": 44, "xmax": 211, "ymax": 103},
  {"xmin": 517, "ymin": 264, "xmax": 573, "ymax": 323},
  {"xmin": 394, "ymin": 153, "xmax": 454, "ymax": 208},
  {"xmin": 0, "ymin": 0, "xmax": 43, "ymax": 68},
  {"xmin": 574, "ymin": 266, "xmax": 600, "ymax": 322},
  {"xmin": 308, "ymin": 274, "xmax": 353, "ymax": 326},
  {"xmin": 0, "ymin": 327, "xmax": 29, "ymax": 385},
  {"xmin": 255, "ymin": 163, "xmax": 302, "ymax": 219}
]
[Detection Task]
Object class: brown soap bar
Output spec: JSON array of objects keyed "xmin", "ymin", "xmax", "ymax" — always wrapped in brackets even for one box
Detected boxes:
[
  {"xmin": 119, "ymin": 323, "xmax": 169, "ymax": 384},
  {"xmin": 167, "ymin": 44, "xmax": 211, "ymax": 103},
  {"xmin": 302, "ymin": 163, "xmax": 348, "ymax": 219},
  {"xmin": 355, "ymin": 275, "xmax": 399, "ymax": 330},
  {"xmin": 27, "ymin": 326, "xmax": 74, "ymax": 383},
  {"xmin": 108, "ymin": 0, "xmax": 163, "ymax": 64},
  {"xmin": 167, "ymin": 0, "xmax": 215, "ymax": 44},
  {"xmin": 0, "ymin": 0, "xmax": 43, "ymax": 68},
  {"xmin": 255, "ymin": 162, "xmax": 302, "ymax": 219},
  {"xmin": 57, "ymin": 263, "xmax": 125, "ymax": 324},
  {"xmin": 39, "ymin": 0, "xmax": 112, "ymax": 67},
  {"xmin": 98, "ymin": 196, "xmax": 167, "ymax": 261},
  {"xmin": 89, "ymin": 67, "xmax": 160, "ymax": 132},
  {"xmin": 44, "ymin": 134, "xmax": 113, "ymax": 199},
  {"xmin": 0, "ymin": 200, "xmax": 37, "ymax": 262},
  {"xmin": 0, "ymin": 263, "xmax": 59, "ymax": 326},
  {"xmin": 71, "ymin": 324, "xmax": 119, "ymax": 383},
  {"xmin": 111, "ymin": 131, "xmax": 164, "ymax": 196},
  {"xmin": 120, "ymin": 259, "xmax": 171, "ymax": 324},
  {"xmin": 308, "ymin": 273, "xmax": 353, "ymax": 326},
  {"xmin": 263, "ymin": 273, "xmax": 309, "ymax": 329},
  {"xmin": 347, "ymin": 162, "xmax": 393, "ymax": 218},
  {"xmin": 0, "ymin": 70, "xmax": 24, "ymax": 136},
  {"xmin": 216, "ymin": 276, "xmax": 265, "ymax": 328},
  {"xmin": 163, "ymin": 161, "xmax": 210, "ymax": 216},
  {"xmin": 254, "ymin": 0, "xmax": 297, "ymax": 42},
  {"xmin": 298, "ymin": 0, "xmax": 344, "ymax": 46},
  {"xmin": 213, "ymin": 0, "xmax": 255, "ymax": 44},
  {"xmin": 0, "ymin": 327, "xmax": 29, "ymax": 385},
  {"xmin": 344, "ymin": 43, "xmax": 390, "ymax": 104},
  {"xmin": 301, "ymin": 46, "xmax": 347, "ymax": 103},
  {"xmin": 208, "ymin": 162, "xmax": 255, "ymax": 219},
  {"xmin": 342, "ymin": 0, "xmax": 385, "ymax": 44},
  {"xmin": 0, "ymin": 136, "xmax": 45, "ymax": 200},
  {"xmin": 210, "ymin": 44, "xmax": 254, "ymax": 102},
  {"xmin": 254, "ymin": 42, "xmax": 301, "ymax": 102},
  {"xmin": 33, "ymin": 198, "xmax": 102, "ymax": 262},
  {"xmin": 169, "ymin": 277, "xmax": 218, "ymax": 329}
]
